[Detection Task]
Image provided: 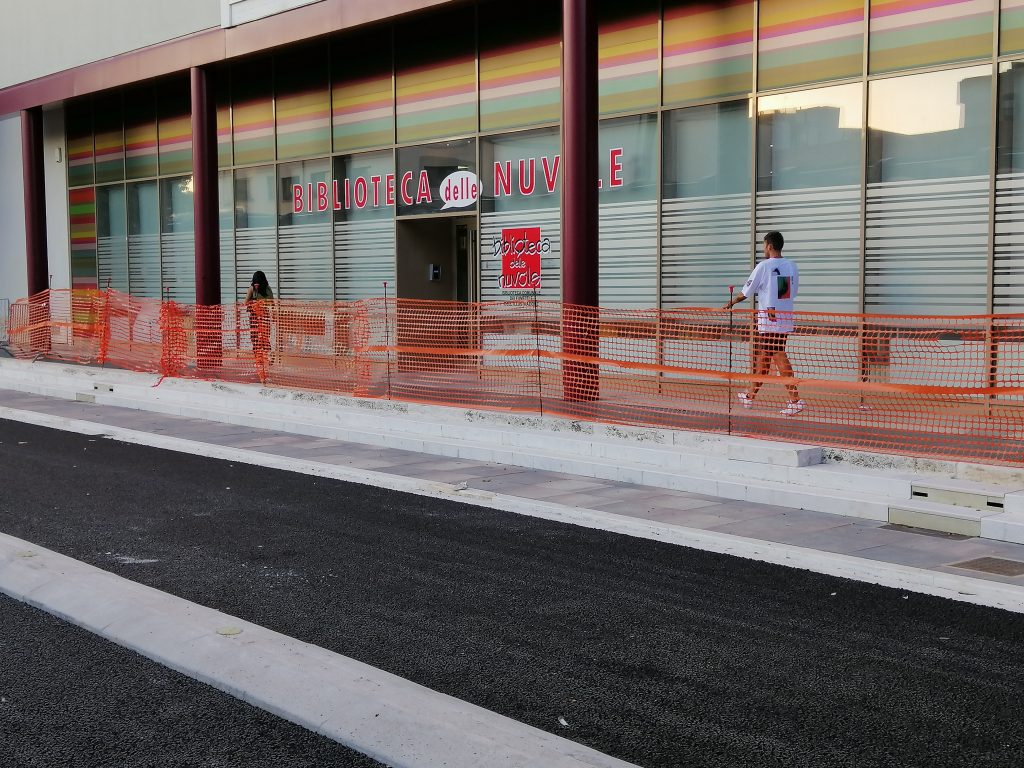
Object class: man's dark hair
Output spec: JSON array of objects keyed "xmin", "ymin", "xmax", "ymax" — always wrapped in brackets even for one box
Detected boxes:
[{"xmin": 764, "ymin": 231, "xmax": 784, "ymax": 251}]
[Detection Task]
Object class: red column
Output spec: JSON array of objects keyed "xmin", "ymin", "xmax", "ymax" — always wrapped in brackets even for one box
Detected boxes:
[
  {"xmin": 191, "ymin": 66, "xmax": 222, "ymax": 371},
  {"xmin": 22, "ymin": 107, "xmax": 48, "ymax": 297},
  {"xmin": 561, "ymin": 0, "xmax": 599, "ymax": 402}
]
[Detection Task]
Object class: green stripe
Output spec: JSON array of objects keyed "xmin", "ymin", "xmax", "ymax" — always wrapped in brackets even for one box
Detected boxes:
[
  {"xmin": 126, "ymin": 156, "xmax": 159, "ymax": 179},
  {"xmin": 277, "ymin": 131, "xmax": 331, "ymax": 160},
  {"xmin": 160, "ymin": 150, "xmax": 193, "ymax": 176},
  {"xmin": 869, "ymin": 15, "xmax": 991, "ymax": 54},
  {"xmin": 68, "ymin": 166, "xmax": 94, "ymax": 187}
]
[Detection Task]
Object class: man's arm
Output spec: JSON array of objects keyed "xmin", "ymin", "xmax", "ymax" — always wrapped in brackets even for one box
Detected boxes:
[{"xmin": 723, "ymin": 292, "xmax": 746, "ymax": 309}]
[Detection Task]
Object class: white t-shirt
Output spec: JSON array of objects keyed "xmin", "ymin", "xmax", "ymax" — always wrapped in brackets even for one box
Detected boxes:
[{"xmin": 741, "ymin": 256, "xmax": 799, "ymax": 333}]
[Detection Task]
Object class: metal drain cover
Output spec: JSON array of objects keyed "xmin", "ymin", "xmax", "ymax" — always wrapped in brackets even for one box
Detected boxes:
[{"xmin": 951, "ymin": 557, "xmax": 1024, "ymax": 577}]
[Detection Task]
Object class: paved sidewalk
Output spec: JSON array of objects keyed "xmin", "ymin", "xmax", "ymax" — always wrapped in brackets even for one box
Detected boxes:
[{"xmin": 2, "ymin": 386, "xmax": 1024, "ymax": 605}]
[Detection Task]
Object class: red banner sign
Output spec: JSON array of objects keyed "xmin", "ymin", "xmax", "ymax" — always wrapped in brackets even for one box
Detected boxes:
[{"xmin": 497, "ymin": 227, "xmax": 546, "ymax": 291}]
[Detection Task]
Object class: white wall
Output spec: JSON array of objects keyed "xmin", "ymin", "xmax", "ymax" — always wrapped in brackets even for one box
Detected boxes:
[
  {"xmin": 0, "ymin": 114, "xmax": 27, "ymax": 304},
  {"xmin": 43, "ymin": 106, "xmax": 70, "ymax": 292},
  {"xmin": 0, "ymin": 0, "xmax": 221, "ymax": 90}
]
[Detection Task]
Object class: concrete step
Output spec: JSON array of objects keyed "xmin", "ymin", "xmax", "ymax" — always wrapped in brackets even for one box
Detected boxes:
[{"xmin": 888, "ymin": 499, "xmax": 1008, "ymax": 538}]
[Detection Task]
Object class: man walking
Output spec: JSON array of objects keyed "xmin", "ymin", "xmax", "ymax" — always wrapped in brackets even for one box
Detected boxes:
[{"xmin": 722, "ymin": 230, "xmax": 804, "ymax": 416}]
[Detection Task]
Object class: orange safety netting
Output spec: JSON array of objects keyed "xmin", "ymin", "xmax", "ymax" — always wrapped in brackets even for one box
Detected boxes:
[{"xmin": 7, "ymin": 288, "xmax": 1024, "ymax": 467}]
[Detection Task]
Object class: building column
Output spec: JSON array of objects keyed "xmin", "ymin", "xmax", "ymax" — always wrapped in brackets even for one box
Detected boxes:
[
  {"xmin": 191, "ymin": 66, "xmax": 221, "ymax": 369},
  {"xmin": 22, "ymin": 107, "xmax": 48, "ymax": 297},
  {"xmin": 561, "ymin": 0, "xmax": 599, "ymax": 402}
]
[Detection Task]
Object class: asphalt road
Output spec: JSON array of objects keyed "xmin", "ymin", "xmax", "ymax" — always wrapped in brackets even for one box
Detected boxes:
[{"xmin": 1, "ymin": 417, "xmax": 1023, "ymax": 768}]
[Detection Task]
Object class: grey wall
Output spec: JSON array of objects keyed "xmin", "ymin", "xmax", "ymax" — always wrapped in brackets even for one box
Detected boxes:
[
  {"xmin": 43, "ymin": 106, "xmax": 69, "ymax": 291},
  {"xmin": 0, "ymin": 0, "xmax": 220, "ymax": 90}
]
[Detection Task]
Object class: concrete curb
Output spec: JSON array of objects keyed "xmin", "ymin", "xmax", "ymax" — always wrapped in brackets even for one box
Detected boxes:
[
  {"xmin": 0, "ymin": 531, "xmax": 638, "ymax": 768},
  {"xmin": 3, "ymin": 404, "xmax": 1023, "ymax": 614}
]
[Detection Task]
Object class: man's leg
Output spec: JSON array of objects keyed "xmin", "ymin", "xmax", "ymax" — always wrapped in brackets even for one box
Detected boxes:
[
  {"xmin": 774, "ymin": 349, "xmax": 800, "ymax": 403},
  {"xmin": 746, "ymin": 342, "xmax": 771, "ymax": 400}
]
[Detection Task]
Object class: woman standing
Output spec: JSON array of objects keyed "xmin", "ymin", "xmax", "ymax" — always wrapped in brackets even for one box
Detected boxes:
[{"xmin": 245, "ymin": 270, "xmax": 274, "ymax": 360}]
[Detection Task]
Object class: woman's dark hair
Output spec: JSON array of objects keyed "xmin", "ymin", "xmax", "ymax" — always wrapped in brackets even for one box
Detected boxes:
[{"xmin": 251, "ymin": 271, "xmax": 269, "ymax": 295}]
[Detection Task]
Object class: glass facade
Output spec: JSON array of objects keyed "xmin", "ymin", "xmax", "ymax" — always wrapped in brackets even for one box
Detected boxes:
[{"xmin": 63, "ymin": 1, "xmax": 1024, "ymax": 315}]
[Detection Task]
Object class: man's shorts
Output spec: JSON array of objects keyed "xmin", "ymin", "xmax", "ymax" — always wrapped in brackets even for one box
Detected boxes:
[{"xmin": 754, "ymin": 332, "xmax": 789, "ymax": 355}]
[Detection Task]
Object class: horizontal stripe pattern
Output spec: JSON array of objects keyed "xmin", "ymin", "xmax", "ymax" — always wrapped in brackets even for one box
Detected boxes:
[
  {"xmin": 125, "ymin": 118, "xmax": 159, "ymax": 180},
  {"xmin": 277, "ymin": 86, "xmax": 331, "ymax": 161},
  {"xmin": 661, "ymin": 193, "xmax": 752, "ymax": 308},
  {"xmin": 480, "ymin": 37, "xmax": 561, "ymax": 131},
  {"xmin": 333, "ymin": 74, "xmax": 394, "ymax": 152},
  {"xmin": 159, "ymin": 113, "xmax": 192, "ymax": 176},
  {"xmin": 759, "ymin": 0, "xmax": 865, "ymax": 89},
  {"xmin": 756, "ymin": 185, "xmax": 863, "ymax": 314},
  {"xmin": 869, "ymin": 0, "xmax": 994, "ymax": 73},
  {"xmin": 865, "ymin": 176, "xmax": 990, "ymax": 314},
  {"xmin": 94, "ymin": 127, "xmax": 124, "ymax": 184},
  {"xmin": 994, "ymin": 171, "xmax": 1024, "ymax": 312},
  {"xmin": 663, "ymin": 1, "xmax": 754, "ymax": 106},
  {"xmin": 280, "ymin": 223, "xmax": 333, "ymax": 300},
  {"xmin": 396, "ymin": 56, "xmax": 477, "ymax": 143},
  {"xmin": 234, "ymin": 96, "xmax": 276, "ymax": 166},
  {"xmin": 600, "ymin": 200, "xmax": 658, "ymax": 309},
  {"xmin": 1002, "ymin": 0, "xmax": 1024, "ymax": 53},
  {"xmin": 335, "ymin": 220, "xmax": 397, "ymax": 301},
  {"xmin": 600, "ymin": 11, "xmax": 660, "ymax": 115},
  {"xmin": 128, "ymin": 233, "xmax": 161, "ymax": 299},
  {"xmin": 235, "ymin": 227, "xmax": 277, "ymax": 304},
  {"xmin": 161, "ymin": 231, "xmax": 196, "ymax": 303},
  {"xmin": 70, "ymin": 188, "xmax": 98, "ymax": 289},
  {"xmin": 480, "ymin": 208, "xmax": 561, "ymax": 302}
]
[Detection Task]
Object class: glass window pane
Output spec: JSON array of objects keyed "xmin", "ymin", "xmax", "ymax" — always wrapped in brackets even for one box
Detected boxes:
[
  {"xmin": 276, "ymin": 44, "xmax": 331, "ymax": 160},
  {"xmin": 662, "ymin": 100, "xmax": 752, "ymax": 308},
  {"xmin": 217, "ymin": 72, "xmax": 232, "ymax": 168},
  {"xmin": 233, "ymin": 57, "xmax": 276, "ymax": 165},
  {"xmin": 995, "ymin": 61, "xmax": 1024, "ymax": 312},
  {"xmin": 1002, "ymin": 0, "xmax": 1024, "ymax": 54},
  {"xmin": 757, "ymin": 83, "xmax": 863, "ymax": 313},
  {"xmin": 479, "ymin": 0, "xmax": 561, "ymax": 131},
  {"xmin": 334, "ymin": 151, "xmax": 396, "ymax": 301},
  {"xmin": 663, "ymin": 0, "xmax": 754, "ymax": 107},
  {"xmin": 866, "ymin": 66, "xmax": 992, "ymax": 314},
  {"xmin": 66, "ymin": 100, "xmax": 94, "ymax": 188},
  {"xmin": 124, "ymin": 86, "xmax": 159, "ymax": 180},
  {"xmin": 869, "ymin": 0, "xmax": 994, "ymax": 74},
  {"xmin": 758, "ymin": 0, "xmax": 864, "ymax": 91},
  {"xmin": 97, "ymin": 185, "xmax": 128, "ymax": 292},
  {"xmin": 160, "ymin": 176, "xmax": 196, "ymax": 303},
  {"xmin": 599, "ymin": 114, "xmax": 658, "ymax": 308},
  {"xmin": 395, "ymin": 138, "xmax": 476, "ymax": 216},
  {"xmin": 127, "ymin": 181, "xmax": 160, "ymax": 298},
  {"xmin": 278, "ymin": 158, "xmax": 332, "ymax": 300},
  {"xmin": 69, "ymin": 188, "xmax": 98, "ymax": 289},
  {"xmin": 480, "ymin": 127, "xmax": 561, "ymax": 214},
  {"xmin": 158, "ymin": 77, "xmax": 193, "ymax": 176},
  {"xmin": 599, "ymin": 0, "xmax": 660, "ymax": 116},
  {"xmin": 219, "ymin": 170, "xmax": 235, "ymax": 305},
  {"xmin": 395, "ymin": 9, "xmax": 476, "ymax": 143},
  {"xmin": 94, "ymin": 93, "xmax": 124, "ymax": 184},
  {"xmin": 331, "ymin": 29, "xmax": 394, "ymax": 153},
  {"xmin": 233, "ymin": 165, "xmax": 278, "ymax": 300}
]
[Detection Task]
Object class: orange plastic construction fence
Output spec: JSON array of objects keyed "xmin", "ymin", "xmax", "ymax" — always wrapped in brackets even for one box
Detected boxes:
[{"xmin": 7, "ymin": 288, "xmax": 1024, "ymax": 467}]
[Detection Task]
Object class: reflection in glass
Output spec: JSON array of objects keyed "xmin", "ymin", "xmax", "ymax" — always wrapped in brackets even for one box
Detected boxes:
[
  {"xmin": 233, "ymin": 165, "xmax": 278, "ymax": 300},
  {"xmin": 127, "ymin": 181, "xmax": 160, "ymax": 298},
  {"xmin": 334, "ymin": 151, "xmax": 396, "ymax": 300},
  {"xmin": 278, "ymin": 158, "xmax": 332, "ymax": 300},
  {"xmin": 756, "ymin": 84, "xmax": 863, "ymax": 313},
  {"xmin": 480, "ymin": 127, "xmax": 560, "ymax": 214},
  {"xmin": 661, "ymin": 101, "xmax": 751, "ymax": 308},
  {"xmin": 160, "ymin": 176, "xmax": 196, "ymax": 302},
  {"xmin": 995, "ymin": 61, "xmax": 1024, "ymax": 312},
  {"xmin": 395, "ymin": 138, "xmax": 476, "ymax": 216},
  {"xmin": 97, "ymin": 185, "xmax": 128, "ymax": 292},
  {"xmin": 866, "ymin": 66, "xmax": 992, "ymax": 314}
]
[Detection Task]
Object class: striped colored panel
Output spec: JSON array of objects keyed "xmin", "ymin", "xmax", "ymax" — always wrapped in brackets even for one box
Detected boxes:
[
  {"xmin": 869, "ymin": 0, "xmax": 994, "ymax": 74},
  {"xmin": 396, "ymin": 55, "xmax": 477, "ymax": 143},
  {"xmin": 663, "ymin": 1, "xmax": 754, "ymax": 107},
  {"xmin": 756, "ymin": 185, "xmax": 862, "ymax": 314},
  {"xmin": 661, "ymin": 193, "xmax": 751, "ymax": 308},
  {"xmin": 333, "ymin": 74, "xmax": 394, "ymax": 153},
  {"xmin": 334, "ymin": 220, "xmax": 396, "ymax": 301},
  {"xmin": 233, "ymin": 60, "xmax": 276, "ymax": 166},
  {"xmin": 758, "ymin": 0, "xmax": 864, "ymax": 90},
  {"xmin": 279, "ymin": 223, "xmax": 333, "ymax": 300},
  {"xmin": 1003, "ymin": 0, "xmax": 1024, "ymax": 53},
  {"xmin": 865, "ymin": 176, "xmax": 990, "ymax": 314},
  {"xmin": 277, "ymin": 86, "xmax": 330, "ymax": 160},
  {"xmin": 599, "ymin": 200, "xmax": 658, "ymax": 309},
  {"xmin": 94, "ymin": 127, "xmax": 124, "ymax": 184},
  {"xmin": 66, "ymin": 103, "xmax": 94, "ymax": 188},
  {"xmin": 217, "ymin": 100, "xmax": 232, "ymax": 168},
  {"xmin": 994, "ymin": 172, "xmax": 1024, "ymax": 311},
  {"xmin": 161, "ymin": 231, "xmax": 196, "ymax": 303},
  {"xmin": 599, "ymin": 8, "xmax": 660, "ymax": 115},
  {"xmin": 480, "ymin": 208, "xmax": 561, "ymax": 302},
  {"xmin": 159, "ymin": 113, "xmax": 192, "ymax": 176},
  {"xmin": 480, "ymin": 37, "xmax": 561, "ymax": 132},
  {"xmin": 69, "ymin": 188, "xmax": 98, "ymax": 289},
  {"xmin": 125, "ymin": 91, "xmax": 159, "ymax": 180}
]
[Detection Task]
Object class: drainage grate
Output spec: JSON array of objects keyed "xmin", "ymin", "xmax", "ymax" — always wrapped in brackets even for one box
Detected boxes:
[{"xmin": 950, "ymin": 557, "xmax": 1024, "ymax": 577}]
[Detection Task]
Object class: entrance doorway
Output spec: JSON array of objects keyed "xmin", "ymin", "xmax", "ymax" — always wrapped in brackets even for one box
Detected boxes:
[{"xmin": 395, "ymin": 215, "xmax": 477, "ymax": 302}]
